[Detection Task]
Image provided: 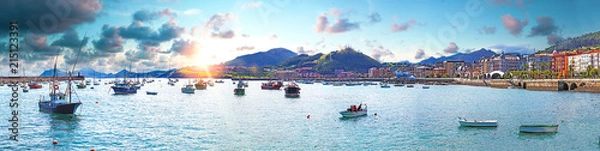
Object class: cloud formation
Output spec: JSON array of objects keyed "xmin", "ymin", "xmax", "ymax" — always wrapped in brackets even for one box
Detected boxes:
[
  {"xmin": 296, "ymin": 46, "xmax": 315, "ymax": 54},
  {"xmin": 371, "ymin": 48, "xmax": 394, "ymax": 62},
  {"xmin": 528, "ymin": 16, "xmax": 559, "ymax": 37},
  {"xmin": 415, "ymin": 49, "xmax": 425, "ymax": 59},
  {"xmin": 315, "ymin": 13, "xmax": 359, "ymax": 34},
  {"xmin": 367, "ymin": 12, "xmax": 381, "ymax": 24},
  {"xmin": 391, "ymin": 19, "xmax": 417, "ymax": 32},
  {"xmin": 205, "ymin": 13, "xmax": 236, "ymax": 39},
  {"xmin": 443, "ymin": 42, "xmax": 459, "ymax": 54},
  {"xmin": 169, "ymin": 39, "xmax": 199, "ymax": 56},
  {"xmin": 93, "ymin": 24, "xmax": 124, "ymax": 53},
  {"xmin": 501, "ymin": 14, "xmax": 528, "ymax": 36},
  {"xmin": 236, "ymin": 46, "xmax": 255, "ymax": 51},
  {"xmin": 51, "ymin": 28, "xmax": 87, "ymax": 50},
  {"xmin": 0, "ymin": 0, "xmax": 102, "ymax": 35},
  {"xmin": 479, "ymin": 26, "xmax": 496, "ymax": 35},
  {"xmin": 133, "ymin": 8, "xmax": 175, "ymax": 22}
]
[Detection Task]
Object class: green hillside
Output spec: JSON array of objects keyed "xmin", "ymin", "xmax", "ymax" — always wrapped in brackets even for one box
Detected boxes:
[
  {"xmin": 313, "ymin": 47, "xmax": 381, "ymax": 74},
  {"xmin": 541, "ymin": 31, "xmax": 600, "ymax": 53}
]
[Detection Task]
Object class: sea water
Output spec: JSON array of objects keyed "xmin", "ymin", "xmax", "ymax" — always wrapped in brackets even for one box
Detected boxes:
[{"xmin": 1, "ymin": 80, "xmax": 600, "ymax": 150}]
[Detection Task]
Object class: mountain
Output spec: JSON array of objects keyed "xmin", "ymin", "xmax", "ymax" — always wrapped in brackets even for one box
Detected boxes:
[
  {"xmin": 277, "ymin": 53, "xmax": 324, "ymax": 69},
  {"xmin": 40, "ymin": 68, "xmax": 171, "ymax": 78},
  {"xmin": 225, "ymin": 48, "xmax": 298, "ymax": 67},
  {"xmin": 418, "ymin": 48, "xmax": 497, "ymax": 65},
  {"xmin": 312, "ymin": 47, "xmax": 381, "ymax": 74},
  {"xmin": 541, "ymin": 31, "xmax": 600, "ymax": 53}
]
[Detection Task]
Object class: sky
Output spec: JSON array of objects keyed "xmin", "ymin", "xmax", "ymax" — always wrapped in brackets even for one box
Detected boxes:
[{"xmin": 1, "ymin": 0, "xmax": 600, "ymax": 76}]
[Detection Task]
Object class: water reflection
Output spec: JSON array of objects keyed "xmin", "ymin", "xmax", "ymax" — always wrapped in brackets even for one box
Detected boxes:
[{"xmin": 517, "ymin": 132, "xmax": 557, "ymax": 140}]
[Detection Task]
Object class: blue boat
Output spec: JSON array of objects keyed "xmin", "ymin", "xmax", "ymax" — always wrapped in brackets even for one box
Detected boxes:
[
  {"xmin": 39, "ymin": 56, "xmax": 82, "ymax": 115},
  {"xmin": 111, "ymin": 83, "xmax": 138, "ymax": 95},
  {"xmin": 181, "ymin": 85, "xmax": 195, "ymax": 94},
  {"xmin": 146, "ymin": 91, "xmax": 158, "ymax": 95}
]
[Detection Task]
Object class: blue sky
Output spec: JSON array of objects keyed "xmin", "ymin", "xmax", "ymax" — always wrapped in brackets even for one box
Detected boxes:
[{"xmin": 2, "ymin": 0, "xmax": 600, "ymax": 75}]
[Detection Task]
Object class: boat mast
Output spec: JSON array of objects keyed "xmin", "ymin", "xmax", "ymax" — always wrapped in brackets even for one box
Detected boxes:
[{"xmin": 69, "ymin": 33, "xmax": 86, "ymax": 103}]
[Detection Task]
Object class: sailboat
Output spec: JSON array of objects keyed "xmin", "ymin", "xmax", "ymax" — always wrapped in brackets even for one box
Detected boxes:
[{"xmin": 38, "ymin": 48, "xmax": 83, "ymax": 115}]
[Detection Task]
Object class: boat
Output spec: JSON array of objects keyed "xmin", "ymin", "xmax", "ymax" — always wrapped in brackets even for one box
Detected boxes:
[
  {"xmin": 406, "ymin": 84, "xmax": 414, "ymax": 88},
  {"xmin": 339, "ymin": 103, "xmax": 367, "ymax": 118},
  {"xmin": 215, "ymin": 80, "xmax": 224, "ymax": 83},
  {"xmin": 261, "ymin": 80, "xmax": 283, "ymax": 90},
  {"xmin": 77, "ymin": 81, "xmax": 86, "ymax": 89},
  {"xmin": 457, "ymin": 117, "xmax": 498, "ymax": 127},
  {"xmin": 234, "ymin": 79, "xmax": 245, "ymax": 95},
  {"xmin": 111, "ymin": 83, "xmax": 137, "ymax": 94},
  {"xmin": 422, "ymin": 86, "xmax": 430, "ymax": 89},
  {"xmin": 181, "ymin": 84, "xmax": 195, "ymax": 94},
  {"xmin": 380, "ymin": 83, "xmax": 390, "ymax": 88},
  {"xmin": 23, "ymin": 86, "xmax": 29, "ymax": 92},
  {"xmin": 146, "ymin": 91, "xmax": 157, "ymax": 95},
  {"xmin": 28, "ymin": 82, "xmax": 43, "ymax": 89},
  {"xmin": 194, "ymin": 79, "xmax": 207, "ymax": 90},
  {"xmin": 519, "ymin": 124, "xmax": 559, "ymax": 133},
  {"xmin": 38, "ymin": 48, "xmax": 83, "ymax": 115},
  {"xmin": 393, "ymin": 83, "xmax": 404, "ymax": 87},
  {"xmin": 284, "ymin": 82, "xmax": 301, "ymax": 98}
]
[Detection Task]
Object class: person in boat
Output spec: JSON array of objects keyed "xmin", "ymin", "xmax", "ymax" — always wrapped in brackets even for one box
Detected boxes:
[
  {"xmin": 237, "ymin": 80, "xmax": 243, "ymax": 88},
  {"xmin": 357, "ymin": 104, "xmax": 362, "ymax": 111},
  {"xmin": 352, "ymin": 105, "xmax": 357, "ymax": 112}
]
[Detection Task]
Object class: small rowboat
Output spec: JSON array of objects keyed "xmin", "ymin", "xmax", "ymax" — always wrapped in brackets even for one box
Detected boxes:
[
  {"xmin": 457, "ymin": 117, "xmax": 498, "ymax": 127},
  {"xmin": 519, "ymin": 124, "xmax": 558, "ymax": 133}
]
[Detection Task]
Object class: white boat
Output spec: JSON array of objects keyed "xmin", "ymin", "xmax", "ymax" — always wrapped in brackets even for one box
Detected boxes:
[
  {"xmin": 519, "ymin": 124, "xmax": 558, "ymax": 133},
  {"xmin": 457, "ymin": 117, "xmax": 498, "ymax": 127},
  {"xmin": 339, "ymin": 104, "xmax": 367, "ymax": 118}
]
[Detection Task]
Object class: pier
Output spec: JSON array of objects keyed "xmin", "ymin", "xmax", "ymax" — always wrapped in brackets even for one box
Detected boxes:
[{"xmin": 0, "ymin": 76, "xmax": 85, "ymax": 84}]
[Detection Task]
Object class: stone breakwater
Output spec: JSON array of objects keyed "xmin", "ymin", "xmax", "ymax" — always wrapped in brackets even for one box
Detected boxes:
[
  {"xmin": 456, "ymin": 78, "xmax": 600, "ymax": 93},
  {"xmin": 0, "ymin": 76, "xmax": 85, "ymax": 84}
]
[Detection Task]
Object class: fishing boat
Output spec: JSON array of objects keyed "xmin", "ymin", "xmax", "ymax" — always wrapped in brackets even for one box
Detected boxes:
[
  {"xmin": 181, "ymin": 84, "xmax": 195, "ymax": 94},
  {"xmin": 234, "ymin": 79, "xmax": 245, "ymax": 95},
  {"xmin": 339, "ymin": 103, "xmax": 367, "ymax": 118},
  {"xmin": 380, "ymin": 83, "xmax": 390, "ymax": 88},
  {"xmin": 38, "ymin": 49, "xmax": 83, "ymax": 115},
  {"xmin": 111, "ymin": 83, "xmax": 137, "ymax": 94},
  {"xmin": 457, "ymin": 117, "xmax": 498, "ymax": 127},
  {"xmin": 261, "ymin": 80, "xmax": 283, "ymax": 90},
  {"xmin": 146, "ymin": 91, "xmax": 157, "ymax": 95},
  {"xmin": 194, "ymin": 79, "xmax": 207, "ymax": 90},
  {"xmin": 519, "ymin": 124, "xmax": 559, "ymax": 133},
  {"xmin": 284, "ymin": 82, "xmax": 301, "ymax": 98},
  {"xmin": 22, "ymin": 86, "xmax": 29, "ymax": 92},
  {"xmin": 406, "ymin": 84, "xmax": 414, "ymax": 88}
]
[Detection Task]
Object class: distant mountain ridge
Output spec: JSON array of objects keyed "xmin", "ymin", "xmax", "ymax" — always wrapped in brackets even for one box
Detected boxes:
[
  {"xmin": 225, "ymin": 48, "xmax": 298, "ymax": 67},
  {"xmin": 418, "ymin": 48, "xmax": 497, "ymax": 65}
]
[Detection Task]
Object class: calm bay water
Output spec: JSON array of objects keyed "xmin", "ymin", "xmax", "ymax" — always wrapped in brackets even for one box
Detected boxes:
[{"xmin": 1, "ymin": 79, "xmax": 600, "ymax": 150}]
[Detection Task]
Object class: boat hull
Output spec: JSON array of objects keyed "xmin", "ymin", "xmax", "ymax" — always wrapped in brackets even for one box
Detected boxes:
[
  {"xmin": 458, "ymin": 120, "xmax": 498, "ymax": 127},
  {"xmin": 111, "ymin": 86, "xmax": 137, "ymax": 94},
  {"xmin": 519, "ymin": 125, "xmax": 559, "ymax": 133},
  {"xmin": 146, "ymin": 91, "xmax": 157, "ymax": 95},
  {"xmin": 339, "ymin": 110, "xmax": 367, "ymax": 118},
  {"xmin": 234, "ymin": 88, "xmax": 245, "ymax": 95},
  {"xmin": 39, "ymin": 101, "xmax": 82, "ymax": 115}
]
